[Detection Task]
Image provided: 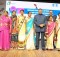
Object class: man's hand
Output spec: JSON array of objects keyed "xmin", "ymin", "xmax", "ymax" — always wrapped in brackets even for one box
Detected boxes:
[{"xmin": 40, "ymin": 24, "xmax": 44, "ymax": 27}]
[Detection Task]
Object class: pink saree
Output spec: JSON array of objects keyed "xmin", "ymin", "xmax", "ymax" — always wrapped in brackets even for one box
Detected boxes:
[
  {"xmin": 0, "ymin": 15, "xmax": 12, "ymax": 50},
  {"xmin": 46, "ymin": 21, "xmax": 55, "ymax": 37},
  {"xmin": 46, "ymin": 21, "xmax": 55, "ymax": 49}
]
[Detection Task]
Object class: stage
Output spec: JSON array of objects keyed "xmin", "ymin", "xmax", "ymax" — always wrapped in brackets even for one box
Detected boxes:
[{"xmin": 0, "ymin": 49, "xmax": 60, "ymax": 57}]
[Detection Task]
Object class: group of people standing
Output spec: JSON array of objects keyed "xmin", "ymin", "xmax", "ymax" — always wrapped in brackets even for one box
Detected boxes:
[{"xmin": 0, "ymin": 9, "xmax": 60, "ymax": 51}]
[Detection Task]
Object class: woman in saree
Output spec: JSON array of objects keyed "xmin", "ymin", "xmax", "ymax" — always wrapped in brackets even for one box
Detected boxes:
[
  {"xmin": 11, "ymin": 11, "xmax": 18, "ymax": 49},
  {"xmin": 45, "ymin": 16, "xmax": 55, "ymax": 50},
  {"xmin": 0, "ymin": 11, "xmax": 12, "ymax": 50},
  {"xmin": 26, "ymin": 12, "xmax": 35, "ymax": 50},
  {"xmin": 56, "ymin": 13, "xmax": 60, "ymax": 50},
  {"xmin": 17, "ymin": 10, "xmax": 26, "ymax": 49}
]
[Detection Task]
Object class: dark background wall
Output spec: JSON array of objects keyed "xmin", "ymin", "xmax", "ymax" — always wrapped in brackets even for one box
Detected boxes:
[
  {"xmin": 12, "ymin": 0, "xmax": 60, "ymax": 3},
  {"xmin": 0, "ymin": 0, "xmax": 6, "ymax": 14}
]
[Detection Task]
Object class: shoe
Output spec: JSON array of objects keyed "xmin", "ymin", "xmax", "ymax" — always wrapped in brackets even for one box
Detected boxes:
[
  {"xmin": 42, "ymin": 48, "xmax": 45, "ymax": 51},
  {"xmin": 36, "ymin": 48, "xmax": 39, "ymax": 50}
]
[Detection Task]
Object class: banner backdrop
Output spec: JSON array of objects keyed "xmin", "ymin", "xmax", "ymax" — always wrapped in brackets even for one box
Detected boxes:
[{"xmin": 6, "ymin": 1, "xmax": 60, "ymax": 17}]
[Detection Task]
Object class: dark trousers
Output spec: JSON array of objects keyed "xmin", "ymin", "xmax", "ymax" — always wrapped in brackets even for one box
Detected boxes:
[{"xmin": 36, "ymin": 32, "xmax": 45, "ymax": 49}]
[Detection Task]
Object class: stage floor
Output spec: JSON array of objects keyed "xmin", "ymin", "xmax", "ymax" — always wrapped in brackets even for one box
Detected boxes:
[{"xmin": 0, "ymin": 49, "xmax": 60, "ymax": 57}]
